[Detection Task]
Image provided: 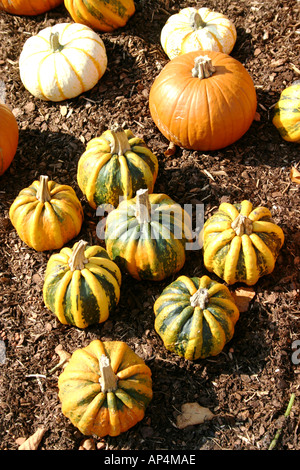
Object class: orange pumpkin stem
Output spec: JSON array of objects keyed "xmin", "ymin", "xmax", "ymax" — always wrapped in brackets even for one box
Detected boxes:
[
  {"xmin": 68, "ymin": 240, "xmax": 88, "ymax": 271},
  {"xmin": 192, "ymin": 55, "xmax": 216, "ymax": 79},
  {"xmin": 231, "ymin": 214, "xmax": 253, "ymax": 236},
  {"xmin": 135, "ymin": 188, "xmax": 151, "ymax": 224},
  {"xmin": 190, "ymin": 287, "xmax": 209, "ymax": 309},
  {"xmin": 192, "ymin": 11, "xmax": 206, "ymax": 29},
  {"xmin": 110, "ymin": 126, "xmax": 131, "ymax": 156},
  {"xmin": 36, "ymin": 175, "xmax": 51, "ymax": 203},
  {"xmin": 50, "ymin": 32, "xmax": 63, "ymax": 52},
  {"xmin": 99, "ymin": 354, "xmax": 118, "ymax": 393}
]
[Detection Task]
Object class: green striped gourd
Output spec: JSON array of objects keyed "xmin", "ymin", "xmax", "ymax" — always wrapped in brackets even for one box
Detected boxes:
[
  {"xmin": 272, "ymin": 80, "xmax": 300, "ymax": 143},
  {"xmin": 202, "ymin": 200, "xmax": 285, "ymax": 285},
  {"xmin": 154, "ymin": 274, "xmax": 239, "ymax": 360},
  {"xmin": 43, "ymin": 240, "xmax": 121, "ymax": 328},
  {"xmin": 58, "ymin": 339, "xmax": 153, "ymax": 437},
  {"xmin": 77, "ymin": 127, "xmax": 158, "ymax": 209},
  {"xmin": 104, "ymin": 188, "xmax": 193, "ymax": 281},
  {"xmin": 64, "ymin": 0, "xmax": 135, "ymax": 32}
]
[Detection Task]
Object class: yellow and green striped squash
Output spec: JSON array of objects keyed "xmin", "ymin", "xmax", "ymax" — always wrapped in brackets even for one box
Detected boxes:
[
  {"xmin": 43, "ymin": 240, "xmax": 121, "ymax": 328},
  {"xmin": 201, "ymin": 200, "xmax": 285, "ymax": 286},
  {"xmin": 9, "ymin": 175, "xmax": 83, "ymax": 252},
  {"xmin": 64, "ymin": 0, "xmax": 135, "ymax": 32},
  {"xmin": 58, "ymin": 339, "xmax": 153, "ymax": 437},
  {"xmin": 105, "ymin": 189, "xmax": 193, "ymax": 281},
  {"xmin": 272, "ymin": 80, "xmax": 300, "ymax": 143},
  {"xmin": 77, "ymin": 127, "xmax": 159, "ymax": 209},
  {"xmin": 154, "ymin": 274, "xmax": 239, "ymax": 361}
]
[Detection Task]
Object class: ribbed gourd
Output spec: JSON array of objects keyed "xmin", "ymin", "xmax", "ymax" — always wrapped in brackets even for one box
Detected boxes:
[
  {"xmin": 105, "ymin": 188, "xmax": 192, "ymax": 281},
  {"xmin": 0, "ymin": 101, "xmax": 19, "ymax": 176},
  {"xmin": 19, "ymin": 23, "xmax": 107, "ymax": 102},
  {"xmin": 202, "ymin": 200, "xmax": 285, "ymax": 285},
  {"xmin": 154, "ymin": 275, "xmax": 239, "ymax": 360},
  {"xmin": 149, "ymin": 51, "xmax": 257, "ymax": 151},
  {"xmin": 272, "ymin": 80, "xmax": 300, "ymax": 143},
  {"xmin": 58, "ymin": 339, "xmax": 153, "ymax": 437},
  {"xmin": 0, "ymin": 0, "xmax": 63, "ymax": 15},
  {"xmin": 43, "ymin": 240, "xmax": 121, "ymax": 328},
  {"xmin": 64, "ymin": 0, "xmax": 135, "ymax": 32},
  {"xmin": 77, "ymin": 127, "xmax": 158, "ymax": 209},
  {"xmin": 161, "ymin": 6, "xmax": 237, "ymax": 60},
  {"xmin": 9, "ymin": 175, "xmax": 83, "ymax": 251}
]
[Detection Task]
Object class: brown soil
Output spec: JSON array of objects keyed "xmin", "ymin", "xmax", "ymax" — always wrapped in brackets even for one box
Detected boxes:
[{"xmin": 0, "ymin": 0, "xmax": 299, "ymax": 452}]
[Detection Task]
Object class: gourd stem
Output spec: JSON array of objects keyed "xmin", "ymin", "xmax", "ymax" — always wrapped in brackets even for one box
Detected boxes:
[
  {"xmin": 192, "ymin": 11, "xmax": 206, "ymax": 29},
  {"xmin": 68, "ymin": 240, "xmax": 88, "ymax": 271},
  {"xmin": 36, "ymin": 175, "xmax": 51, "ymax": 203},
  {"xmin": 50, "ymin": 32, "xmax": 63, "ymax": 52},
  {"xmin": 135, "ymin": 188, "xmax": 151, "ymax": 224},
  {"xmin": 190, "ymin": 287, "xmax": 209, "ymax": 309},
  {"xmin": 231, "ymin": 214, "xmax": 253, "ymax": 236},
  {"xmin": 110, "ymin": 126, "xmax": 131, "ymax": 156},
  {"xmin": 192, "ymin": 55, "xmax": 216, "ymax": 79},
  {"xmin": 99, "ymin": 354, "xmax": 118, "ymax": 393}
]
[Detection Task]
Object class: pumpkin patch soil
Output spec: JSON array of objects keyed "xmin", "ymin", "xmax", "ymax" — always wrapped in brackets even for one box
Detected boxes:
[{"xmin": 0, "ymin": 0, "xmax": 299, "ymax": 452}]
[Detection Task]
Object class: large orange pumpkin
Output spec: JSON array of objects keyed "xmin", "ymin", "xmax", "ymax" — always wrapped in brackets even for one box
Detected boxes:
[
  {"xmin": 149, "ymin": 51, "xmax": 257, "ymax": 151},
  {"xmin": 0, "ymin": 0, "xmax": 63, "ymax": 15},
  {"xmin": 0, "ymin": 102, "xmax": 19, "ymax": 176}
]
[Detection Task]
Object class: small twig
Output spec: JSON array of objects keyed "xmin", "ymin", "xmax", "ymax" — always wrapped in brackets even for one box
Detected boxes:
[
  {"xmin": 268, "ymin": 393, "xmax": 295, "ymax": 450},
  {"xmin": 48, "ymin": 358, "xmax": 69, "ymax": 374},
  {"xmin": 26, "ymin": 374, "xmax": 47, "ymax": 393}
]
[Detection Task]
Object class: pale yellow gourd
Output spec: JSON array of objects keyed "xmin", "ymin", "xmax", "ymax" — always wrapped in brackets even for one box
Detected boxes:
[
  {"xmin": 161, "ymin": 7, "xmax": 237, "ymax": 60},
  {"xmin": 19, "ymin": 23, "xmax": 107, "ymax": 102}
]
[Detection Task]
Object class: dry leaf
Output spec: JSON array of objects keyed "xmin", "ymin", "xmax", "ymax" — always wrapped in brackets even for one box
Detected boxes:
[
  {"xmin": 15, "ymin": 437, "xmax": 26, "ymax": 446},
  {"xmin": 48, "ymin": 345, "xmax": 71, "ymax": 374},
  {"xmin": 254, "ymin": 111, "xmax": 261, "ymax": 121},
  {"xmin": 55, "ymin": 344, "xmax": 71, "ymax": 364},
  {"xmin": 232, "ymin": 287, "xmax": 256, "ymax": 313},
  {"xmin": 176, "ymin": 402, "xmax": 214, "ymax": 429},
  {"xmin": 164, "ymin": 141, "xmax": 176, "ymax": 157},
  {"xmin": 18, "ymin": 428, "xmax": 46, "ymax": 450},
  {"xmin": 290, "ymin": 167, "xmax": 300, "ymax": 185}
]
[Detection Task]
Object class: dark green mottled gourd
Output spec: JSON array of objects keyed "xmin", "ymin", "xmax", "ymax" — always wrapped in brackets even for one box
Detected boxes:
[{"xmin": 154, "ymin": 274, "xmax": 239, "ymax": 360}]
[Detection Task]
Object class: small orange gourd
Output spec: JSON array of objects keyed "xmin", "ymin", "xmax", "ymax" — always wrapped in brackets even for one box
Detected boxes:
[{"xmin": 0, "ymin": 0, "xmax": 63, "ymax": 15}]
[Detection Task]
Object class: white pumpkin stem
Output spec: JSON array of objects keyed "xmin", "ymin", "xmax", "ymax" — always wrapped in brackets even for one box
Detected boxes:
[
  {"xmin": 192, "ymin": 55, "xmax": 216, "ymax": 79},
  {"xmin": 50, "ymin": 32, "xmax": 63, "ymax": 52},
  {"xmin": 99, "ymin": 354, "xmax": 118, "ymax": 393},
  {"xmin": 110, "ymin": 127, "xmax": 131, "ymax": 156},
  {"xmin": 192, "ymin": 11, "xmax": 206, "ymax": 29},
  {"xmin": 36, "ymin": 175, "xmax": 51, "ymax": 203},
  {"xmin": 135, "ymin": 188, "xmax": 151, "ymax": 224},
  {"xmin": 190, "ymin": 287, "xmax": 209, "ymax": 309},
  {"xmin": 68, "ymin": 240, "xmax": 88, "ymax": 271},
  {"xmin": 231, "ymin": 214, "xmax": 253, "ymax": 236}
]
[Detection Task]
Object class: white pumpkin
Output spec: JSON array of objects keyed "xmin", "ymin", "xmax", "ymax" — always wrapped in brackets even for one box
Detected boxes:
[
  {"xmin": 19, "ymin": 23, "xmax": 108, "ymax": 102},
  {"xmin": 160, "ymin": 7, "xmax": 237, "ymax": 60}
]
